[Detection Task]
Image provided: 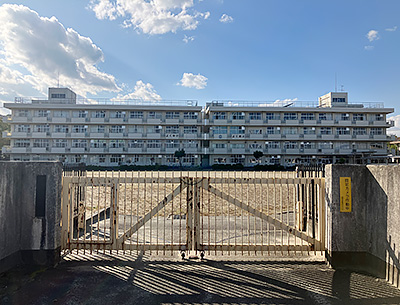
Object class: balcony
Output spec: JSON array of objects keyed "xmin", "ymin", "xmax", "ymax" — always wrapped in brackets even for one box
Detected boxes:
[
  {"xmin": 248, "ymin": 133, "xmax": 263, "ymax": 139},
  {"xmin": 109, "ymin": 147, "xmax": 124, "ymax": 153},
  {"xmin": 303, "ymin": 134, "xmax": 317, "ymax": 140},
  {"xmin": 10, "ymin": 147, "xmax": 27, "ymax": 153},
  {"xmin": 183, "ymin": 133, "xmax": 198, "ymax": 139},
  {"xmin": 319, "ymin": 120, "xmax": 334, "ymax": 126},
  {"xmin": 230, "ymin": 119, "xmax": 246, "ymax": 125},
  {"xmin": 286, "ymin": 149, "xmax": 300, "ymax": 154},
  {"xmin": 265, "ymin": 148, "xmax": 281, "ymax": 154},
  {"xmin": 109, "ymin": 132, "xmax": 124, "ymax": 138},
  {"xmin": 71, "ymin": 117, "xmax": 86, "ymax": 123},
  {"xmin": 127, "ymin": 118, "xmax": 143, "ymax": 124},
  {"xmin": 248, "ymin": 119, "xmax": 263, "ymax": 125},
  {"xmin": 31, "ymin": 132, "xmax": 47, "ymax": 138},
  {"xmin": 127, "ymin": 147, "xmax": 144, "ymax": 153},
  {"xmin": 32, "ymin": 147, "xmax": 47, "ymax": 153},
  {"xmin": 70, "ymin": 132, "xmax": 87, "ymax": 138},
  {"xmin": 283, "ymin": 120, "xmax": 299, "ymax": 125},
  {"xmin": 51, "ymin": 147, "xmax": 66, "ymax": 153},
  {"xmin": 71, "ymin": 147, "xmax": 85, "ymax": 153},
  {"xmin": 266, "ymin": 119, "xmax": 280, "ymax": 125},
  {"xmin": 52, "ymin": 117, "xmax": 67, "ymax": 123},
  {"xmin": 52, "ymin": 132, "xmax": 68, "ymax": 138},
  {"xmin": 148, "ymin": 133, "xmax": 162, "ymax": 139},
  {"xmin": 353, "ymin": 120, "xmax": 369, "ymax": 126},
  {"xmin": 11, "ymin": 132, "xmax": 29, "ymax": 138},
  {"xmin": 211, "ymin": 119, "xmax": 228, "ymax": 125},
  {"xmin": 337, "ymin": 134, "xmax": 351, "ymax": 140},
  {"xmin": 90, "ymin": 147, "xmax": 106, "ymax": 153},
  {"xmin": 90, "ymin": 132, "xmax": 105, "ymax": 138},
  {"xmin": 355, "ymin": 134, "xmax": 369, "ymax": 140},
  {"xmin": 302, "ymin": 120, "xmax": 317, "ymax": 126},
  {"xmin": 165, "ymin": 118, "xmax": 179, "ymax": 124},
  {"xmin": 109, "ymin": 117, "xmax": 125, "ymax": 124},
  {"xmin": 32, "ymin": 117, "xmax": 48, "ymax": 123},
  {"xmin": 91, "ymin": 117, "xmax": 105, "ymax": 123},
  {"xmin": 147, "ymin": 148, "xmax": 161, "ymax": 153},
  {"xmin": 2, "ymin": 131, "xmax": 11, "ymax": 138},
  {"xmin": 265, "ymin": 134, "xmax": 281, "ymax": 140},
  {"xmin": 11, "ymin": 116, "xmax": 29, "ymax": 123},
  {"xmin": 285, "ymin": 134, "xmax": 299, "ymax": 140},
  {"xmin": 231, "ymin": 134, "xmax": 245, "ymax": 139},
  {"xmin": 213, "ymin": 134, "xmax": 228, "ymax": 139}
]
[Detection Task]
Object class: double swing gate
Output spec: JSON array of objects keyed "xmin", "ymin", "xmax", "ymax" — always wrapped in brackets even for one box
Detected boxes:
[{"xmin": 61, "ymin": 171, "xmax": 325, "ymax": 256}]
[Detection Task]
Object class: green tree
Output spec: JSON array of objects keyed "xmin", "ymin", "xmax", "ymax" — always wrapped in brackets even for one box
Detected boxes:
[
  {"xmin": 174, "ymin": 149, "xmax": 186, "ymax": 168},
  {"xmin": 253, "ymin": 150, "xmax": 263, "ymax": 164}
]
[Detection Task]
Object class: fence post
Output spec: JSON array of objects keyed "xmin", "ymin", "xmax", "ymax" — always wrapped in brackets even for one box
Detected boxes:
[{"xmin": 186, "ymin": 178, "xmax": 193, "ymax": 253}]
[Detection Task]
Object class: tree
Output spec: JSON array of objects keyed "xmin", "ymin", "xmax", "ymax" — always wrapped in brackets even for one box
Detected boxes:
[
  {"xmin": 253, "ymin": 150, "xmax": 263, "ymax": 164},
  {"xmin": 174, "ymin": 149, "xmax": 186, "ymax": 168}
]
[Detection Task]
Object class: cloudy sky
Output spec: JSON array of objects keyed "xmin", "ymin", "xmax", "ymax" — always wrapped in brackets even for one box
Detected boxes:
[{"xmin": 0, "ymin": 1, "xmax": 399, "ymax": 133}]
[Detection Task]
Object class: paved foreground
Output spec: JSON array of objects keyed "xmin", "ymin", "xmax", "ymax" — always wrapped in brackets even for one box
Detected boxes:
[{"xmin": 1, "ymin": 251, "xmax": 400, "ymax": 305}]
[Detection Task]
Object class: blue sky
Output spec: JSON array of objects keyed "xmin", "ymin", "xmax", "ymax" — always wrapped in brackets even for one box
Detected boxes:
[{"xmin": 0, "ymin": 0, "xmax": 399, "ymax": 132}]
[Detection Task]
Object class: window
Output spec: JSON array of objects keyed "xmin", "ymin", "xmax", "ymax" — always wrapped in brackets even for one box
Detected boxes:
[
  {"xmin": 183, "ymin": 126, "xmax": 197, "ymax": 134},
  {"xmin": 72, "ymin": 140, "xmax": 87, "ymax": 148},
  {"xmin": 353, "ymin": 113, "xmax": 365, "ymax": 121},
  {"xmin": 147, "ymin": 126, "xmax": 162, "ymax": 134},
  {"xmin": 336, "ymin": 127, "xmax": 350, "ymax": 135},
  {"xmin": 109, "ymin": 140, "xmax": 125, "ymax": 148},
  {"xmin": 303, "ymin": 127, "xmax": 316, "ymax": 135},
  {"xmin": 72, "ymin": 125, "xmax": 86, "ymax": 133},
  {"xmin": 213, "ymin": 126, "xmax": 227, "ymax": 134},
  {"xmin": 353, "ymin": 128, "xmax": 367, "ymax": 135},
  {"xmin": 284, "ymin": 113, "xmax": 297, "ymax": 120},
  {"xmin": 249, "ymin": 129, "xmax": 263, "ymax": 134},
  {"xmin": 166, "ymin": 112, "xmax": 179, "ymax": 119},
  {"xmin": 91, "ymin": 125, "xmax": 105, "ymax": 133},
  {"xmin": 53, "ymin": 110, "xmax": 68, "ymax": 118},
  {"xmin": 266, "ymin": 141, "xmax": 280, "ymax": 149},
  {"xmin": 182, "ymin": 155, "xmax": 196, "ymax": 165},
  {"xmin": 128, "ymin": 125, "xmax": 143, "ymax": 133},
  {"xmin": 374, "ymin": 114, "xmax": 384, "ymax": 121},
  {"xmin": 77, "ymin": 110, "xmax": 87, "ymax": 118},
  {"xmin": 90, "ymin": 140, "xmax": 107, "ymax": 148},
  {"xmin": 33, "ymin": 124, "xmax": 50, "ymax": 132},
  {"xmin": 213, "ymin": 143, "xmax": 226, "ymax": 149},
  {"xmin": 184, "ymin": 112, "xmax": 198, "ymax": 120},
  {"xmin": 54, "ymin": 125, "xmax": 69, "ymax": 133},
  {"xmin": 182, "ymin": 140, "xmax": 198, "ymax": 148},
  {"xmin": 301, "ymin": 113, "xmax": 315, "ymax": 120},
  {"xmin": 148, "ymin": 111, "xmax": 162, "ymax": 119},
  {"xmin": 126, "ymin": 155, "xmax": 140, "ymax": 164},
  {"xmin": 93, "ymin": 110, "xmax": 106, "ymax": 118},
  {"xmin": 128, "ymin": 140, "xmax": 144, "ymax": 148},
  {"xmin": 284, "ymin": 141, "xmax": 298, "ymax": 149},
  {"xmin": 14, "ymin": 139, "xmax": 30, "ymax": 147},
  {"xmin": 33, "ymin": 139, "xmax": 49, "ymax": 148},
  {"xmin": 337, "ymin": 142, "xmax": 350, "ymax": 150},
  {"xmin": 231, "ymin": 112, "xmax": 245, "ymax": 120},
  {"xmin": 130, "ymin": 111, "xmax": 143, "ymax": 119},
  {"xmin": 371, "ymin": 142, "xmax": 384, "ymax": 149},
  {"xmin": 212, "ymin": 112, "xmax": 226, "ymax": 120},
  {"xmin": 147, "ymin": 140, "xmax": 161, "ymax": 148},
  {"xmin": 333, "ymin": 97, "xmax": 346, "ymax": 103},
  {"xmin": 166, "ymin": 140, "xmax": 180, "ymax": 149},
  {"xmin": 16, "ymin": 124, "xmax": 31, "ymax": 132},
  {"xmin": 319, "ymin": 113, "xmax": 332, "ymax": 120},
  {"xmin": 249, "ymin": 112, "xmax": 262, "ymax": 120},
  {"xmin": 16, "ymin": 110, "xmax": 29, "ymax": 117},
  {"xmin": 230, "ymin": 155, "xmax": 245, "ymax": 164},
  {"xmin": 230, "ymin": 126, "xmax": 245, "ymax": 134},
  {"xmin": 266, "ymin": 127, "xmax": 280, "ymax": 134},
  {"xmin": 282, "ymin": 127, "xmax": 298, "ymax": 135},
  {"xmin": 51, "ymin": 93, "xmax": 66, "ymax": 99},
  {"xmin": 302, "ymin": 142, "xmax": 316, "ymax": 149},
  {"xmin": 320, "ymin": 142, "xmax": 333, "ymax": 149},
  {"xmin": 166, "ymin": 125, "xmax": 179, "ymax": 134},
  {"xmin": 370, "ymin": 128, "xmax": 383, "ymax": 135},
  {"xmin": 230, "ymin": 143, "xmax": 245, "ymax": 149},
  {"xmin": 266, "ymin": 113, "xmax": 280, "ymax": 120},
  {"xmin": 110, "ymin": 111, "xmax": 125, "ymax": 118},
  {"xmin": 99, "ymin": 155, "xmax": 106, "ymax": 163},
  {"xmin": 36, "ymin": 110, "xmax": 49, "ymax": 117},
  {"xmin": 53, "ymin": 139, "xmax": 67, "ymax": 148},
  {"xmin": 320, "ymin": 127, "xmax": 332, "ymax": 135},
  {"xmin": 214, "ymin": 157, "xmax": 226, "ymax": 164},
  {"xmin": 110, "ymin": 125, "xmax": 124, "ymax": 133},
  {"xmin": 338, "ymin": 113, "xmax": 350, "ymax": 121},
  {"xmin": 249, "ymin": 142, "xmax": 262, "ymax": 149},
  {"xmin": 110, "ymin": 155, "xmax": 123, "ymax": 163}
]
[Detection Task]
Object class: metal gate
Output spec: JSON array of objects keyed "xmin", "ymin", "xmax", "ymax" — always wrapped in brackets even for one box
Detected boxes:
[{"xmin": 61, "ymin": 171, "xmax": 325, "ymax": 256}]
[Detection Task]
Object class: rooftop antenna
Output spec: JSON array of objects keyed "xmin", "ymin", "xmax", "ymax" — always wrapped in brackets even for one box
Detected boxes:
[{"xmin": 335, "ymin": 73, "xmax": 337, "ymax": 92}]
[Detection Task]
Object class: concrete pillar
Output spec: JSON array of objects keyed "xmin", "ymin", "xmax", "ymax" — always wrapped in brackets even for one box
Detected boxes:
[{"xmin": 0, "ymin": 162, "xmax": 62, "ymax": 273}]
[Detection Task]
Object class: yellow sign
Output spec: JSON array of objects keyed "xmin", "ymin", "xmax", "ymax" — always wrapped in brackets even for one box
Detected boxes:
[{"xmin": 340, "ymin": 177, "xmax": 352, "ymax": 212}]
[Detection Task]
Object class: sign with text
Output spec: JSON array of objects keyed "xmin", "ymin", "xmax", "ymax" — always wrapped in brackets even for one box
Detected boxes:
[{"xmin": 340, "ymin": 177, "xmax": 352, "ymax": 212}]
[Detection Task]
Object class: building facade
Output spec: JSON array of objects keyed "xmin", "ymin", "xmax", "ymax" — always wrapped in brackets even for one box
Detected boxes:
[{"xmin": 2, "ymin": 88, "xmax": 395, "ymax": 167}]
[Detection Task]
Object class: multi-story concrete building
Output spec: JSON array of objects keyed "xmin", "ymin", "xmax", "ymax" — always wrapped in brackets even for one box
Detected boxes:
[{"xmin": 2, "ymin": 88, "xmax": 395, "ymax": 167}]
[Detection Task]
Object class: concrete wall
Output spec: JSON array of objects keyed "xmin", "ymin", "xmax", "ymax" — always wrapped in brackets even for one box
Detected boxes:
[
  {"xmin": 0, "ymin": 161, "xmax": 62, "ymax": 273},
  {"xmin": 326, "ymin": 164, "xmax": 400, "ymax": 287}
]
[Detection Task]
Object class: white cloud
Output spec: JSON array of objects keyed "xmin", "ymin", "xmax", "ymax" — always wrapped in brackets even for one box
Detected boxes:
[
  {"xmin": 385, "ymin": 26, "xmax": 397, "ymax": 32},
  {"xmin": 114, "ymin": 80, "xmax": 161, "ymax": 101},
  {"xmin": 0, "ymin": 4, "xmax": 120, "ymax": 99},
  {"xmin": 219, "ymin": 13, "xmax": 233, "ymax": 23},
  {"xmin": 366, "ymin": 29, "xmax": 379, "ymax": 42},
  {"xmin": 388, "ymin": 115, "xmax": 400, "ymax": 137},
  {"xmin": 89, "ymin": 0, "xmax": 209, "ymax": 35},
  {"xmin": 177, "ymin": 72, "xmax": 207, "ymax": 89},
  {"xmin": 183, "ymin": 35, "xmax": 195, "ymax": 43},
  {"xmin": 364, "ymin": 45, "xmax": 374, "ymax": 51}
]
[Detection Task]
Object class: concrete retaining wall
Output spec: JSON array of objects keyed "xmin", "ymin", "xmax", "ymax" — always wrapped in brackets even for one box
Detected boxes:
[
  {"xmin": 0, "ymin": 161, "xmax": 62, "ymax": 273},
  {"xmin": 326, "ymin": 164, "xmax": 400, "ymax": 287}
]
